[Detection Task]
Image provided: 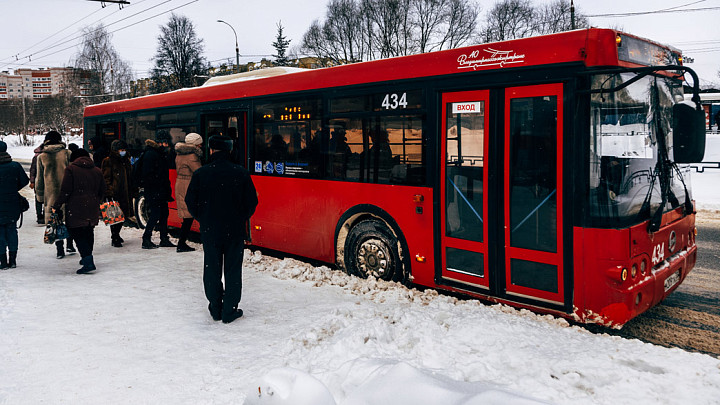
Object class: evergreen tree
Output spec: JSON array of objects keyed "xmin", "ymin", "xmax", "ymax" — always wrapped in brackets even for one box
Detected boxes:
[{"xmin": 272, "ymin": 21, "xmax": 292, "ymax": 66}]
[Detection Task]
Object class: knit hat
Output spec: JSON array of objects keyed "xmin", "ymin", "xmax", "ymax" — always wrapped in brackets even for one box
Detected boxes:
[
  {"xmin": 70, "ymin": 148, "xmax": 90, "ymax": 162},
  {"xmin": 185, "ymin": 133, "xmax": 202, "ymax": 146},
  {"xmin": 111, "ymin": 139, "xmax": 128, "ymax": 151},
  {"xmin": 208, "ymin": 135, "xmax": 233, "ymax": 152},
  {"xmin": 44, "ymin": 130, "xmax": 62, "ymax": 144},
  {"xmin": 0, "ymin": 140, "xmax": 6, "ymax": 153}
]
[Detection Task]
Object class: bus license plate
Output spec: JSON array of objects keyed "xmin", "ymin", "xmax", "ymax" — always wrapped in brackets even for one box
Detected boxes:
[{"xmin": 664, "ymin": 270, "xmax": 681, "ymax": 292}]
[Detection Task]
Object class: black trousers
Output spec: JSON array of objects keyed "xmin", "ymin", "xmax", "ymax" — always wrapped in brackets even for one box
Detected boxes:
[
  {"xmin": 202, "ymin": 236, "xmax": 245, "ymax": 313},
  {"xmin": 68, "ymin": 226, "xmax": 95, "ymax": 258},
  {"xmin": 178, "ymin": 218, "xmax": 193, "ymax": 244},
  {"xmin": 110, "ymin": 223, "xmax": 122, "ymax": 240},
  {"xmin": 142, "ymin": 201, "xmax": 169, "ymax": 240},
  {"xmin": 35, "ymin": 200, "xmax": 44, "ymax": 221}
]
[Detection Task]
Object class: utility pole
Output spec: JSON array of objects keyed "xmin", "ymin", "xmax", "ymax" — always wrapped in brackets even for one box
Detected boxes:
[{"xmin": 21, "ymin": 82, "xmax": 27, "ymax": 144}]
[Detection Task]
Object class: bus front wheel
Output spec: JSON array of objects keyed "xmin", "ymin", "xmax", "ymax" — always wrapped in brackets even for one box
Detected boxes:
[{"xmin": 344, "ymin": 219, "xmax": 401, "ymax": 282}]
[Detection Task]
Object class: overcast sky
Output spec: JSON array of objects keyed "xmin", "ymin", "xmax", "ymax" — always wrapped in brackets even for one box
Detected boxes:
[{"xmin": 0, "ymin": 0, "xmax": 718, "ymax": 84}]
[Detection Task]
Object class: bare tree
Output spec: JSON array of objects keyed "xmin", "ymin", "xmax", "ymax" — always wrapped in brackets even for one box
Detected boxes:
[
  {"xmin": 536, "ymin": 0, "xmax": 588, "ymax": 35},
  {"xmin": 151, "ymin": 14, "xmax": 206, "ymax": 92},
  {"xmin": 479, "ymin": 0, "xmax": 536, "ymax": 43},
  {"xmin": 438, "ymin": 0, "xmax": 480, "ymax": 50},
  {"xmin": 302, "ymin": 0, "xmax": 478, "ymax": 63},
  {"xmin": 32, "ymin": 95, "xmax": 84, "ymax": 134},
  {"xmin": 74, "ymin": 24, "xmax": 133, "ymax": 101}
]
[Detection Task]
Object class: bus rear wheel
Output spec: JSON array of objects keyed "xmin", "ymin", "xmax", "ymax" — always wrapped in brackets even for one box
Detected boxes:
[
  {"xmin": 133, "ymin": 193, "xmax": 149, "ymax": 229},
  {"xmin": 344, "ymin": 219, "xmax": 401, "ymax": 282}
]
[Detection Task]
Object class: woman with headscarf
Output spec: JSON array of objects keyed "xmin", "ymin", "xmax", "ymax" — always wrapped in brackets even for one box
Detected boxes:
[
  {"xmin": 101, "ymin": 139, "xmax": 136, "ymax": 248},
  {"xmin": 53, "ymin": 149, "xmax": 105, "ymax": 274},
  {"xmin": 174, "ymin": 133, "xmax": 203, "ymax": 252}
]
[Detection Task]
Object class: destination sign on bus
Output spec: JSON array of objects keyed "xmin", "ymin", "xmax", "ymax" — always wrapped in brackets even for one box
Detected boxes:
[{"xmin": 452, "ymin": 102, "xmax": 484, "ymax": 114}]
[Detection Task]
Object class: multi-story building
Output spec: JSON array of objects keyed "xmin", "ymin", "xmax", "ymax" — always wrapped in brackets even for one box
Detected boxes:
[{"xmin": 0, "ymin": 67, "xmax": 89, "ymax": 100}]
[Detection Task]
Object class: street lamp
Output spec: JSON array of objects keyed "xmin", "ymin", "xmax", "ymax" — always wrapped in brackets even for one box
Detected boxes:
[{"xmin": 217, "ymin": 19, "xmax": 240, "ymax": 73}]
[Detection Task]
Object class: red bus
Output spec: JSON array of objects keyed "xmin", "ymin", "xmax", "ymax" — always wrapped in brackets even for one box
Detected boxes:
[{"xmin": 83, "ymin": 28, "xmax": 706, "ymax": 328}]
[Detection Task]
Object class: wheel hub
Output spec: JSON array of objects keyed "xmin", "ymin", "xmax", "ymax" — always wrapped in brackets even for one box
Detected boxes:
[{"xmin": 357, "ymin": 239, "xmax": 390, "ymax": 278}]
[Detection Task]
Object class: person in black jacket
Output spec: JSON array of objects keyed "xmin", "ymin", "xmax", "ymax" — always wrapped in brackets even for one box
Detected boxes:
[
  {"xmin": 185, "ymin": 135, "xmax": 258, "ymax": 324},
  {"xmin": 0, "ymin": 141, "xmax": 30, "ymax": 269},
  {"xmin": 139, "ymin": 132, "xmax": 176, "ymax": 249}
]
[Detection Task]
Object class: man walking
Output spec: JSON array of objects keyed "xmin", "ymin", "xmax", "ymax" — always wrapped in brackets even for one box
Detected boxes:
[{"xmin": 185, "ymin": 135, "xmax": 258, "ymax": 324}]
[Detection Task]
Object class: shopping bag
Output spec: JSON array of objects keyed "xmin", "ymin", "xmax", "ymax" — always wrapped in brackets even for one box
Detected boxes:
[
  {"xmin": 100, "ymin": 200, "xmax": 125, "ymax": 225},
  {"xmin": 43, "ymin": 223, "xmax": 56, "ymax": 244},
  {"xmin": 43, "ymin": 213, "xmax": 68, "ymax": 244}
]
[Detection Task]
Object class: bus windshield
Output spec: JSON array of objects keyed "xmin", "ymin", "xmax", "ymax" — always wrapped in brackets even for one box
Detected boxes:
[{"xmin": 588, "ymin": 72, "xmax": 692, "ymax": 227}]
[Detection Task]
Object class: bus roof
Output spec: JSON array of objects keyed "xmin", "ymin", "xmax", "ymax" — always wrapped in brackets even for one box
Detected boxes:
[{"xmin": 84, "ymin": 28, "xmax": 679, "ymax": 117}]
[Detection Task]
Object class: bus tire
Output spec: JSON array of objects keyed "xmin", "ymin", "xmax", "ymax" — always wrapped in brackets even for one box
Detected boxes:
[
  {"xmin": 344, "ymin": 219, "xmax": 401, "ymax": 282},
  {"xmin": 133, "ymin": 192, "xmax": 149, "ymax": 230}
]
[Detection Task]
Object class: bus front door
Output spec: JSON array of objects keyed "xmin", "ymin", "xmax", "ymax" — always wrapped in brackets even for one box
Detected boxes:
[
  {"xmin": 503, "ymin": 84, "xmax": 565, "ymax": 305},
  {"xmin": 440, "ymin": 90, "xmax": 491, "ymax": 290}
]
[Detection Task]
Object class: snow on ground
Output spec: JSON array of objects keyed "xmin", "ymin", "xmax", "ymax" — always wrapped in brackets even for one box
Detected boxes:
[{"xmin": 1, "ymin": 135, "xmax": 720, "ymax": 404}]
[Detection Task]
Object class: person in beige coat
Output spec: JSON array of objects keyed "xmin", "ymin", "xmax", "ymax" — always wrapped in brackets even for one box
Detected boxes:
[
  {"xmin": 174, "ymin": 133, "xmax": 203, "ymax": 252},
  {"xmin": 35, "ymin": 131, "xmax": 73, "ymax": 259}
]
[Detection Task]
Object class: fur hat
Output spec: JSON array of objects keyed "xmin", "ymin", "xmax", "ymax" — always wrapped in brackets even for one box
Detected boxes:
[
  {"xmin": 44, "ymin": 130, "xmax": 62, "ymax": 144},
  {"xmin": 208, "ymin": 135, "xmax": 232, "ymax": 152},
  {"xmin": 111, "ymin": 139, "xmax": 128, "ymax": 151},
  {"xmin": 185, "ymin": 133, "xmax": 202, "ymax": 146},
  {"xmin": 70, "ymin": 148, "xmax": 90, "ymax": 162}
]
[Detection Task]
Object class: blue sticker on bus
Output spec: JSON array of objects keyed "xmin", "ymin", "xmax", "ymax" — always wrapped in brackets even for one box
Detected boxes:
[
  {"xmin": 275, "ymin": 162, "xmax": 285, "ymax": 175},
  {"xmin": 264, "ymin": 161, "xmax": 274, "ymax": 174},
  {"xmin": 255, "ymin": 161, "xmax": 262, "ymax": 173}
]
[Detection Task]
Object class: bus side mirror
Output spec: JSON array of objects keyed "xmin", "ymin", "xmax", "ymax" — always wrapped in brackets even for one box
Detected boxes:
[{"xmin": 673, "ymin": 101, "xmax": 706, "ymax": 163}]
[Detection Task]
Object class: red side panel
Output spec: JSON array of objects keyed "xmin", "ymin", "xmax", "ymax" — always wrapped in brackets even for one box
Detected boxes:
[{"xmin": 249, "ymin": 177, "xmax": 435, "ymax": 287}]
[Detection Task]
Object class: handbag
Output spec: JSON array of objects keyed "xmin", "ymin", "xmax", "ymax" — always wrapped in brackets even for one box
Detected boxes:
[
  {"xmin": 43, "ymin": 213, "xmax": 69, "ymax": 244},
  {"xmin": 100, "ymin": 199, "xmax": 125, "ymax": 225},
  {"xmin": 18, "ymin": 194, "xmax": 29, "ymax": 212}
]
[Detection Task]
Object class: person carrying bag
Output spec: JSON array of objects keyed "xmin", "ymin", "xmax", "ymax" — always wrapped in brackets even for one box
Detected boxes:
[{"xmin": 0, "ymin": 140, "xmax": 30, "ymax": 270}]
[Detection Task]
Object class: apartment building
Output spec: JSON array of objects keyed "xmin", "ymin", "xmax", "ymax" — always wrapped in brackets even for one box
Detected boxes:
[{"xmin": 0, "ymin": 67, "xmax": 87, "ymax": 100}]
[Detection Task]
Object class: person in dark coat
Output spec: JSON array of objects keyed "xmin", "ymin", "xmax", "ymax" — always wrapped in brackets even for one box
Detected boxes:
[
  {"xmin": 89, "ymin": 136, "xmax": 109, "ymax": 168},
  {"xmin": 29, "ymin": 143, "xmax": 45, "ymax": 224},
  {"xmin": 185, "ymin": 135, "xmax": 258, "ymax": 324},
  {"xmin": 52, "ymin": 149, "xmax": 105, "ymax": 274},
  {"xmin": 102, "ymin": 139, "xmax": 136, "ymax": 248},
  {"xmin": 139, "ymin": 132, "xmax": 176, "ymax": 249},
  {"xmin": 0, "ymin": 141, "xmax": 30, "ymax": 269}
]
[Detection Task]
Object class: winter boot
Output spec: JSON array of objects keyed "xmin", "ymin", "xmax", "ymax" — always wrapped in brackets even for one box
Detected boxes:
[
  {"xmin": 176, "ymin": 242, "xmax": 195, "ymax": 253},
  {"xmin": 8, "ymin": 251, "xmax": 17, "ymax": 268},
  {"xmin": 0, "ymin": 252, "xmax": 8, "ymax": 270},
  {"xmin": 142, "ymin": 237, "xmax": 159, "ymax": 250},
  {"xmin": 56, "ymin": 241, "xmax": 65, "ymax": 259},
  {"xmin": 222, "ymin": 307, "xmax": 244, "ymax": 324},
  {"xmin": 208, "ymin": 303, "xmax": 222, "ymax": 321},
  {"xmin": 111, "ymin": 236, "xmax": 123, "ymax": 248},
  {"xmin": 76, "ymin": 255, "xmax": 97, "ymax": 274},
  {"xmin": 66, "ymin": 240, "xmax": 76, "ymax": 254},
  {"xmin": 159, "ymin": 237, "xmax": 176, "ymax": 248}
]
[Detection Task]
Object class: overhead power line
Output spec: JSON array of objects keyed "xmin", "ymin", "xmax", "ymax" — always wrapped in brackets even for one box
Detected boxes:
[{"xmin": 588, "ymin": 5, "xmax": 720, "ymax": 18}]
